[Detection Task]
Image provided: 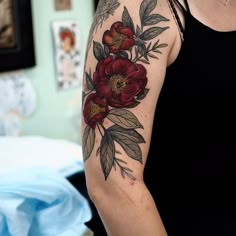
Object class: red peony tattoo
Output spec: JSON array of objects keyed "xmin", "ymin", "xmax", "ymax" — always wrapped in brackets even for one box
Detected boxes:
[
  {"xmin": 94, "ymin": 56, "xmax": 147, "ymax": 108},
  {"xmin": 102, "ymin": 21, "xmax": 135, "ymax": 53},
  {"xmin": 83, "ymin": 93, "xmax": 109, "ymax": 129},
  {"xmin": 83, "ymin": 0, "xmax": 169, "ymax": 180}
]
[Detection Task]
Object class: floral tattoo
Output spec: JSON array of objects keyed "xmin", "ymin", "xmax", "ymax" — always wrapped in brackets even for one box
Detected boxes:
[{"xmin": 83, "ymin": 0, "xmax": 169, "ymax": 180}]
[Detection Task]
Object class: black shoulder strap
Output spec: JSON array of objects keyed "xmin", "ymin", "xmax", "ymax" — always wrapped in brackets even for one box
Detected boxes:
[
  {"xmin": 176, "ymin": 0, "xmax": 191, "ymax": 13},
  {"xmin": 168, "ymin": 0, "xmax": 185, "ymax": 41},
  {"xmin": 183, "ymin": 0, "xmax": 191, "ymax": 13}
]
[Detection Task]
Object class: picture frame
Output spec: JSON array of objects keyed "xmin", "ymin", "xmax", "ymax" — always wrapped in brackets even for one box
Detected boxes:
[
  {"xmin": 94, "ymin": 0, "xmax": 99, "ymax": 11},
  {"xmin": 0, "ymin": 0, "xmax": 36, "ymax": 73}
]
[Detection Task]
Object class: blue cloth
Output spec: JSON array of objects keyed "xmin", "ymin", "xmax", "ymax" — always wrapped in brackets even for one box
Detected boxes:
[{"xmin": 0, "ymin": 168, "xmax": 92, "ymax": 236}]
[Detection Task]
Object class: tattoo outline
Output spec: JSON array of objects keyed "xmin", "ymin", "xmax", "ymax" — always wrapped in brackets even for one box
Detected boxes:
[{"xmin": 83, "ymin": 0, "xmax": 169, "ymax": 180}]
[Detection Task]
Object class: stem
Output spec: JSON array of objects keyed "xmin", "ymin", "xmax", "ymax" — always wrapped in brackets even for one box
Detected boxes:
[
  {"xmin": 101, "ymin": 123, "xmax": 106, "ymax": 131},
  {"xmin": 114, "ymin": 158, "xmax": 136, "ymax": 181},
  {"xmin": 85, "ymin": 90, "xmax": 93, "ymax": 97},
  {"xmin": 97, "ymin": 124, "xmax": 103, "ymax": 137},
  {"xmin": 114, "ymin": 158, "xmax": 123, "ymax": 168}
]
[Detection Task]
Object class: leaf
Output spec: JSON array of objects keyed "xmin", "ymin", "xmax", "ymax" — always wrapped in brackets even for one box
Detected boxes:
[
  {"xmin": 138, "ymin": 59, "xmax": 150, "ymax": 64},
  {"xmin": 82, "ymin": 125, "xmax": 96, "ymax": 161},
  {"xmin": 140, "ymin": 0, "xmax": 157, "ymax": 24},
  {"xmin": 153, "ymin": 39, "xmax": 160, "ymax": 48},
  {"xmin": 104, "ymin": 45, "xmax": 110, "ymax": 57},
  {"xmin": 139, "ymin": 26, "xmax": 169, "ymax": 41},
  {"xmin": 125, "ymin": 101, "xmax": 141, "ymax": 108},
  {"xmin": 82, "ymin": 91, "xmax": 86, "ymax": 104},
  {"xmin": 96, "ymin": 147, "xmax": 100, "ymax": 156},
  {"xmin": 138, "ymin": 45, "xmax": 148, "ymax": 60},
  {"xmin": 111, "ymin": 132, "xmax": 143, "ymax": 163},
  {"xmin": 116, "ymin": 150, "xmax": 122, "ymax": 155},
  {"xmin": 109, "ymin": 125, "xmax": 146, "ymax": 143},
  {"xmin": 146, "ymin": 42, "xmax": 152, "ymax": 51},
  {"xmin": 156, "ymin": 43, "xmax": 168, "ymax": 48},
  {"xmin": 143, "ymin": 14, "xmax": 169, "ymax": 26},
  {"xmin": 114, "ymin": 157, "xmax": 136, "ymax": 180},
  {"xmin": 122, "ymin": 7, "xmax": 135, "ymax": 33},
  {"xmin": 116, "ymin": 157, "xmax": 128, "ymax": 164},
  {"xmin": 113, "ymin": 160, "xmax": 117, "ymax": 170},
  {"xmin": 93, "ymin": 41, "xmax": 105, "ymax": 61},
  {"xmin": 85, "ymin": 72, "xmax": 95, "ymax": 90},
  {"xmin": 122, "ymin": 167, "xmax": 133, "ymax": 172},
  {"xmin": 136, "ymin": 25, "xmax": 141, "ymax": 37},
  {"xmin": 148, "ymin": 53, "xmax": 159, "ymax": 59},
  {"xmin": 126, "ymin": 172, "xmax": 136, "ymax": 181},
  {"xmin": 100, "ymin": 131, "xmax": 115, "ymax": 180},
  {"xmin": 134, "ymin": 38, "xmax": 145, "ymax": 47},
  {"xmin": 153, "ymin": 49, "xmax": 163, "ymax": 54},
  {"xmin": 107, "ymin": 109, "xmax": 143, "ymax": 129},
  {"xmin": 135, "ymin": 47, "xmax": 139, "ymax": 58},
  {"xmin": 115, "ymin": 50, "xmax": 129, "ymax": 59},
  {"xmin": 121, "ymin": 169, "xmax": 125, "ymax": 178},
  {"xmin": 136, "ymin": 88, "xmax": 150, "ymax": 100}
]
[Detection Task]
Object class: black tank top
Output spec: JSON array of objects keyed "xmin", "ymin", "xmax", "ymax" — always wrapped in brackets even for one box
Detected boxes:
[{"xmin": 145, "ymin": 1, "xmax": 236, "ymax": 235}]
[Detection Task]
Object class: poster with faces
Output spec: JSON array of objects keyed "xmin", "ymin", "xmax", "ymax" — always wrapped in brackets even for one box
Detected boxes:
[{"xmin": 51, "ymin": 20, "xmax": 82, "ymax": 90}]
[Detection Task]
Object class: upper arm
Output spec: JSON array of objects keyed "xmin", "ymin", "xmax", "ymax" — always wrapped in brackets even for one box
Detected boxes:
[{"xmin": 82, "ymin": 0, "xmax": 177, "ymax": 190}]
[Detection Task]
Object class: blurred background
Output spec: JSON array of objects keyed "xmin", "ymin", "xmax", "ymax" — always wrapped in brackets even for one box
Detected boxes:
[
  {"xmin": 0, "ymin": 0, "xmax": 95, "ymax": 142},
  {"xmin": 0, "ymin": 1, "xmax": 98, "ymax": 235}
]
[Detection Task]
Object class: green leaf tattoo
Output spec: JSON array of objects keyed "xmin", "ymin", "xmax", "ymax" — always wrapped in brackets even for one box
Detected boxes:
[
  {"xmin": 85, "ymin": 72, "xmax": 95, "ymax": 91},
  {"xmin": 140, "ymin": 0, "xmax": 157, "ymax": 25},
  {"xmin": 83, "ymin": 0, "xmax": 169, "ymax": 180},
  {"xmin": 100, "ymin": 131, "xmax": 115, "ymax": 180},
  {"xmin": 122, "ymin": 6, "xmax": 135, "ymax": 33},
  {"xmin": 139, "ymin": 26, "xmax": 169, "ymax": 40},
  {"xmin": 83, "ymin": 125, "xmax": 96, "ymax": 161},
  {"xmin": 107, "ymin": 109, "xmax": 144, "ymax": 129}
]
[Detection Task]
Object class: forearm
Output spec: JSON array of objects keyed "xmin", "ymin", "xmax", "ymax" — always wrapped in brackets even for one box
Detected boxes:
[{"xmin": 88, "ymin": 178, "xmax": 167, "ymax": 236}]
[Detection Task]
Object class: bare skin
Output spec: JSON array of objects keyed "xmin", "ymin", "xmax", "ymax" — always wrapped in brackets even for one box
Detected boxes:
[
  {"xmin": 82, "ymin": 0, "xmax": 236, "ymax": 235},
  {"xmin": 186, "ymin": 0, "xmax": 236, "ymax": 32}
]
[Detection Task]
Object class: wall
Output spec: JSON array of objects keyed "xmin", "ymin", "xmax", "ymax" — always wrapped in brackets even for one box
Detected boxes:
[{"xmin": 22, "ymin": 0, "xmax": 94, "ymax": 143}]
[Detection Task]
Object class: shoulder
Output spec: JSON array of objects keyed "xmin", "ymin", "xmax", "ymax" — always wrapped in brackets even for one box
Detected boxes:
[{"xmin": 96, "ymin": 0, "xmax": 182, "ymax": 64}]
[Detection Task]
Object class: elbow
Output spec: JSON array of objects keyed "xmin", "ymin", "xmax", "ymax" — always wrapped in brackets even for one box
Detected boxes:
[
  {"xmin": 86, "ymin": 182, "xmax": 102, "ymax": 204},
  {"xmin": 85, "ymin": 172, "xmax": 107, "ymax": 205}
]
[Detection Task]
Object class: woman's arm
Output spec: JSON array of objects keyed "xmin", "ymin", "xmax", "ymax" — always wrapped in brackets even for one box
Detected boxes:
[{"xmin": 82, "ymin": 1, "xmax": 178, "ymax": 235}]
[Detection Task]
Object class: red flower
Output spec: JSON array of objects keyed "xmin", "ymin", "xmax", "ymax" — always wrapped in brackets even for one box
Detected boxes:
[
  {"xmin": 93, "ymin": 56, "xmax": 147, "ymax": 108},
  {"xmin": 83, "ymin": 93, "xmax": 109, "ymax": 129},
  {"xmin": 102, "ymin": 21, "xmax": 135, "ymax": 53}
]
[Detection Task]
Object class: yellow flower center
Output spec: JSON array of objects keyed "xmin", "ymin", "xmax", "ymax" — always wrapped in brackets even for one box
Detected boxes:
[
  {"xmin": 89, "ymin": 100, "xmax": 106, "ymax": 119},
  {"xmin": 112, "ymin": 33, "xmax": 126, "ymax": 48},
  {"xmin": 109, "ymin": 75, "xmax": 127, "ymax": 95}
]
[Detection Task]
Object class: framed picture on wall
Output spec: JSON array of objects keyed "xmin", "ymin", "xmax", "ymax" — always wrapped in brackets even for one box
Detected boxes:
[
  {"xmin": 54, "ymin": 0, "xmax": 72, "ymax": 11},
  {"xmin": 94, "ymin": 0, "xmax": 99, "ymax": 11},
  {"xmin": 0, "ymin": 0, "xmax": 36, "ymax": 73}
]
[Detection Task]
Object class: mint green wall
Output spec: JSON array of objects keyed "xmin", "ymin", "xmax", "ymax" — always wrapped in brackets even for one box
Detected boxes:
[{"xmin": 23, "ymin": 0, "xmax": 94, "ymax": 143}]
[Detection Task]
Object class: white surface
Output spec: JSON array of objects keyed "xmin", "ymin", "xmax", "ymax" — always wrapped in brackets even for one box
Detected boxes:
[{"xmin": 0, "ymin": 136, "xmax": 84, "ymax": 177}]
